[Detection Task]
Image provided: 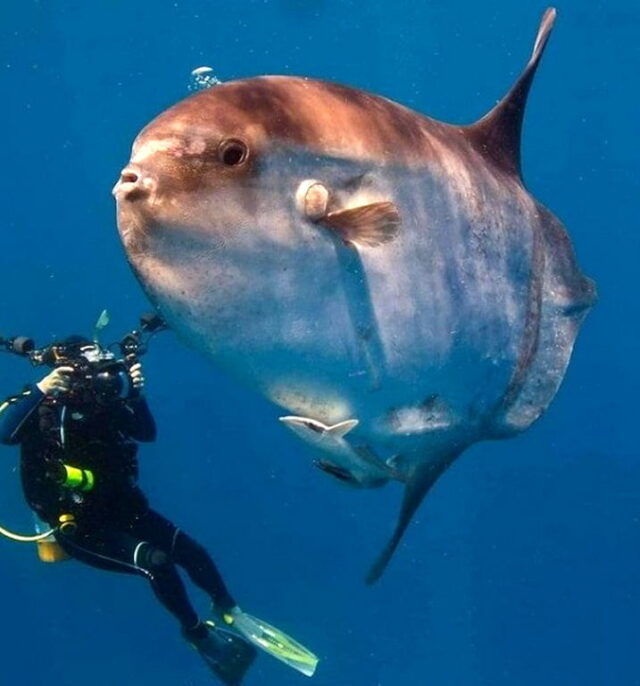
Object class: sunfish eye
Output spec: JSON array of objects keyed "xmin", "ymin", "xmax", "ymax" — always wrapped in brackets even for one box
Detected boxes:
[{"xmin": 218, "ymin": 139, "xmax": 248, "ymax": 166}]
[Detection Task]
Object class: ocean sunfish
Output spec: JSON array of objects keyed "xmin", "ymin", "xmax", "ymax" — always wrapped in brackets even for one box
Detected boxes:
[{"xmin": 113, "ymin": 8, "xmax": 595, "ymax": 582}]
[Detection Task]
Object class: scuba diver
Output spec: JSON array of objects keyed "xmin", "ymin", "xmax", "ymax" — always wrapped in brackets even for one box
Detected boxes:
[{"xmin": 0, "ymin": 316, "xmax": 317, "ymax": 685}]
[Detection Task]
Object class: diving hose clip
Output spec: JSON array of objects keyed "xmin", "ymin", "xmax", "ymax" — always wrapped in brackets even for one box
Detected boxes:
[{"xmin": 58, "ymin": 513, "xmax": 77, "ymax": 535}]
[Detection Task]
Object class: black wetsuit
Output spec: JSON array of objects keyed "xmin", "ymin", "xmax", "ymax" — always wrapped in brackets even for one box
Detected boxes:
[{"xmin": 0, "ymin": 384, "xmax": 235, "ymax": 633}]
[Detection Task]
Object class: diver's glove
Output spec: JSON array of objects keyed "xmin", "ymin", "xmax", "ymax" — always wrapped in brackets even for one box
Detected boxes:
[
  {"xmin": 36, "ymin": 366, "xmax": 75, "ymax": 397},
  {"xmin": 127, "ymin": 361, "xmax": 145, "ymax": 396}
]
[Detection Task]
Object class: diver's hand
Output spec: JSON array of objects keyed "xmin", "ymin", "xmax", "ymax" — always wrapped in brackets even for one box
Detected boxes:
[
  {"xmin": 36, "ymin": 366, "xmax": 74, "ymax": 396},
  {"xmin": 128, "ymin": 362, "xmax": 145, "ymax": 392}
]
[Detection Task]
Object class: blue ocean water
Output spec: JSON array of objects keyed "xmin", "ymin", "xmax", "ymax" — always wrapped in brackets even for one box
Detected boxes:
[{"xmin": 0, "ymin": 1, "xmax": 637, "ymax": 684}]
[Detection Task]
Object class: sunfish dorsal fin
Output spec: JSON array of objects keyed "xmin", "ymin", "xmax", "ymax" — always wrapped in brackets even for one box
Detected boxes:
[{"xmin": 465, "ymin": 7, "xmax": 556, "ymax": 177}]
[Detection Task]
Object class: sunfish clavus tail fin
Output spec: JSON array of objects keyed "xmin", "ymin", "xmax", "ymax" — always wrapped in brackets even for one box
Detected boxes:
[
  {"xmin": 464, "ymin": 7, "xmax": 557, "ymax": 177},
  {"xmin": 365, "ymin": 454, "xmax": 458, "ymax": 584}
]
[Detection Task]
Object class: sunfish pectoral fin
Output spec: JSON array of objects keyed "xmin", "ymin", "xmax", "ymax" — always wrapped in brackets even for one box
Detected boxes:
[
  {"xmin": 321, "ymin": 202, "xmax": 400, "ymax": 248},
  {"xmin": 279, "ymin": 415, "xmax": 359, "ymax": 437},
  {"xmin": 465, "ymin": 7, "xmax": 556, "ymax": 177},
  {"xmin": 365, "ymin": 453, "xmax": 459, "ymax": 585}
]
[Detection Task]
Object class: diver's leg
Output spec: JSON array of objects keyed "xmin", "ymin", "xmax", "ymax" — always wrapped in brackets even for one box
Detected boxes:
[
  {"xmin": 134, "ymin": 542, "xmax": 205, "ymax": 635},
  {"xmin": 133, "ymin": 509, "xmax": 236, "ymax": 612},
  {"xmin": 172, "ymin": 529, "xmax": 236, "ymax": 612},
  {"xmin": 57, "ymin": 525, "xmax": 203, "ymax": 635}
]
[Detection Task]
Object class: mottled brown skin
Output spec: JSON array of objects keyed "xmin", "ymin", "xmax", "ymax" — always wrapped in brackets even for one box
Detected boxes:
[
  {"xmin": 138, "ymin": 76, "xmax": 459, "ymax": 162},
  {"xmin": 126, "ymin": 76, "xmax": 505, "ymax": 212}
]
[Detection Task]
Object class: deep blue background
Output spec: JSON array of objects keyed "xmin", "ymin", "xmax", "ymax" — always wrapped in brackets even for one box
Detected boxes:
[{"xmin": 0, "ymin": 1, "xmax": 637, "ymax": 684}]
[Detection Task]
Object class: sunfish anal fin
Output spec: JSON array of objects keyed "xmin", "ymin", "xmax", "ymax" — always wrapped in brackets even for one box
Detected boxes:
[
  {"xmin": 365, "ymin": 452, "xmax": 459, "ymax": 584},
  {"xmin": 322, "ymin": 202, "xmax": 400, "ymax": 248}
]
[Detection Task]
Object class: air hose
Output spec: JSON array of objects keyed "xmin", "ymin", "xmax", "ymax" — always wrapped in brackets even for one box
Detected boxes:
[
  {"xmin": 0, "ymin": 523, "xmax": 55, "ymax": 542},
  {"xmin": 0, "ymin": 512, "xmax": 75, "ymax": 543}
]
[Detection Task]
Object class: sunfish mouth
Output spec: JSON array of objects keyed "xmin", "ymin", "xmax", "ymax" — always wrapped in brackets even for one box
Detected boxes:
[
  {"xmin": 112, "ymin": 166, "xmax": 156, "ymax": 201},
  {"xmin": 113, "ymin": 166, "xmax": 159, "ymax": 254}
]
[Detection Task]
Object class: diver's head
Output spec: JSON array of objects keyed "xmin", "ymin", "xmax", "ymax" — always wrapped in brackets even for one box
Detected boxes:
[
  {"xmin": 50, "ymin": 335, "xmax": 113, "ymax": 363},
  {"xmin": 41, "ymin": 334, "xmax": 92, "ymax": 366},
  {"xmin": 79, "ymin": 343, "xmax": 129, "ymax": 405},
  {"xmin": 45, "ymin": 336, "xmax": 129, "ymax": 405},
  {"xmin": 78, "ymin": 341, "xmax": 114, "ymax": 364}
]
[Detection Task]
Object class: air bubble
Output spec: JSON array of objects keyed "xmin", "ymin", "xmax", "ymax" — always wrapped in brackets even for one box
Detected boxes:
[{"xmin": 188, "ymin": 66, "xmax": 222, "ymax": 91}]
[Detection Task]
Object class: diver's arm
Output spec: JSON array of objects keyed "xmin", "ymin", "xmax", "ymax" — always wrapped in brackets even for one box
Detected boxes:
[
  {"xmin": 0, "ymin": 367, "xmax": 73, "ymax": 445},
  {"xmin": 122, "ymin": 395, "xmax": 157, "ymax": 442},
  {"xmin": 119, "ymin": 361, "xmax": 156, "ymax": 442},
  {"xmin": 0, "ymin": 386, "xmax": 44, "ymax": 445}
]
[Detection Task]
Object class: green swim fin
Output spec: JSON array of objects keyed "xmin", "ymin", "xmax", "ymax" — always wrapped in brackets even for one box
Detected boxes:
[
  {"xmin": 187, "ymin": 620, "xmax": 257, "ymax": 686},
  {"xmin": 222, "ymin": 607, "xmax": 319, "ymax": 677}
]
